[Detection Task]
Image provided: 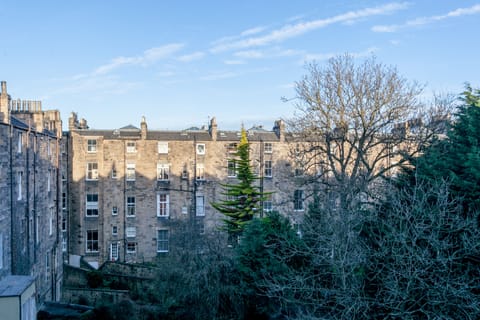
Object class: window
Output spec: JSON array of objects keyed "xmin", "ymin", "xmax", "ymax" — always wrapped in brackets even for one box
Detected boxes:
[
  {"xmin": 264, "ymin": 160, "xmax": 272, "ymax": 177},
  {"xmin": 47, "ymin": 170, "xmax": 51, "ymax": 192},
  {"xmin": 295, "ymin": 168, "xmax": 304, "ymax": 176},
  {"xmin": 87, "ymin": 139, "xmax": 97, "ymax": 153},
  {"xmin": 47, "ymin": 140, "xmax": 51, "ymax": 156},
  {"xmin": 17, "ymin": 171, "xmax": 23, "ymax": 200},
  {"xmin": 49, "ymin": 208, "xmax": 54, "ymax": 236},
  {"xmin": 61, "ymin": 217, "xmax": 67, "ymax": 231},
  {"xmin": 157, "ymin": 163, "xmax": 170, "ymax": 181},
  {"xmin": 126, "ymin": 163, "xmax": 135, "ymax": 181},
  {"xmin": 294, "ymin": 190, "xmax": 304, "ymax": 211},
  {"xmin": 126, "ymin": 227, "xmax": 136, "ymax": 238},
  {"xmin": 86, "ymin": 194, "xmax": 99, "ymax": 216},
  {"xmin": 112, "ymin": 206, "xmax": 118, "ymax": 215},
  {"xmin": 45, "ymin": 252, "xmax": 50, "ymax": 282},
  {"xmin": 196, "ymin": 163, "xmax": 205, "ymax": 180},
  {"xmin": 227, "ymin": 143, "xmax": 237, "ymax": 153},
  {"xmin": 157, "ymin": 194, "xmax": 169, "ymax": 217},
  {"xmin": 86, "ymin": 230, "xmax": 99, "ymax": 252},
  {"xmin": 126, "ymin": 141, "xmax": 136, "ymax": 153},
  {"xmin": 111, "ymin": 166, "xmax": 117, "ymax": 179},
  {"xmin": 86, "ymin": 162, "xmax": 99, "ymax": 180},
  {"xmin": 110, "ymin": 243, "xmax": 119, "ymax": 261},
  {"xmin": 196, "ymin": 195, "xmax": 205, "ymax": 216},
  {"xmin": 17, "ymin": 132, "xmax": 23, "ymax": 153},
  {"xmin": 227, "ymin": 160, "xmax": 236, "ymax": 177},
  {"xmin": 264, "ymin": 142, "xmax": 272, "ymax": 153},
  {"xmin": 157, "ymin": 230, "xmax": 169, "ymax": 253},
  {"xmin": 127, "ymin": 196, "xmax": 135, "ymax": 216},
  {"xmin": 112, "ymin": 226, "xmax": 118, "ymax": 235},
  {"xmin": 62, "ymin": 192, "xmax": 67, "ymax": 210},
  {"xmin": 196, "ymin": 143, "xmax": 205, "ymax": 155},
  {"xmin": 158, "ymin": 141, "xmax": 168, "ymax": 154},
  {"xmin": 182, "ymin": 206, "xmax": 188, "ymax": 214},
  {"xmin": 126, "ymin": 242, "xmax": 136, "ymax": 253},
  {"xmin": 264, "ymin": 194, "xmax": 273, "ymax": 212},
  {"xmin": 62, "ymin": 237, "xmax": 67, "ymax": 252}
]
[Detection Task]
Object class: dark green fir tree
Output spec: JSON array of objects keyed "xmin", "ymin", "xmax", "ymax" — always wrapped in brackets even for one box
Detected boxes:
[{"xmin": 212, "ymin": 128, "xmax": 265, "ymax": 241}]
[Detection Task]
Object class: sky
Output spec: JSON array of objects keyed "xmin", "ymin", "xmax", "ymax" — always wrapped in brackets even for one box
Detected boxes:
[{"xmin": 0, "ymin": 1, "xmax": 479, "ymax": 131}]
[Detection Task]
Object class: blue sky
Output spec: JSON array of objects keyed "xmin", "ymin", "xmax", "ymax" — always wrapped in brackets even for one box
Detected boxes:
[{"xmin": 0, "ymin": 1, "xmax": 479, "ymax": 130}]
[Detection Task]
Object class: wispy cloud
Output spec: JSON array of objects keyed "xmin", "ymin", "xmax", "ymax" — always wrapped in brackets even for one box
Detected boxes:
[
  {"xmin": 223, "ymin": 60, "xmax": 247, "ymax": 65},
  {"xmin": 177, "ymin": 51, "xmax": 205, "ymax": 62},
  {"xmin": 200, "ymin": 68, "xmax": 269, "ymax": 81},
  {"xmin": 233, "ymin": 48, "xmax": 304, "ymax": 60},
  {"xmin": 303, "ymin": 46, "xmax": 378, "ymax": 62},
  {"xmin": 372, "ymin": 4, "xmax": 480, "ymax": 32},
  {"xmin": 210, "ymin": 2, "xmax": 409, "ymax": 53},
  {"xmin": 93, "ymin": 43, "xmax": 185, "ymax": 75}
]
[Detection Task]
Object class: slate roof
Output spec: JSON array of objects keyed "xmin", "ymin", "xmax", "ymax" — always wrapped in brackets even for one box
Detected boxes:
[{"xmin": 0, "ymin": 275, "xmax": 35, "ymax": 297}]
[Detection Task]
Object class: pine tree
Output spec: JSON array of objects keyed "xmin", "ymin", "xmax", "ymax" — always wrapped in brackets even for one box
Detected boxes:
[
  {"xmin": 212, "ymin": 128, "xmax": 264, "ymax": 240},
  {"xmin": 414, "ymin": 85, "xmax": 480, "ymax": 213}
]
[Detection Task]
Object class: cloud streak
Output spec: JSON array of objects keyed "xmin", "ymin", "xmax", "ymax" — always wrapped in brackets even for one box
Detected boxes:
[
  {"xmin": 372, "ymin": 3, "xmax": 480, "ymax": 32},
  {"xmin": 210, "ymin": 2, "xmax": 409, "ymax": 53},
  {"xmin": 93, "ymin": 43, "xmax": 185, "ymax": 75}
]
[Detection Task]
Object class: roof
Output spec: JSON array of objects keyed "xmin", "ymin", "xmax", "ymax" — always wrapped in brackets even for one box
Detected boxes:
[
  {"xmin": 10, "ymin": 116, "xmax": 31, "ymax": 130},
  {"xmin": 0, "ymin": 275, "xmax": 35, "ymax": 297},
  {"xmin": 119, "ymin": 124, "xmax": 140, "ymax": 131}
]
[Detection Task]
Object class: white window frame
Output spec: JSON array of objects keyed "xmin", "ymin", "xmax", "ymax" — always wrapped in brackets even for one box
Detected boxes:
[
  {"xmin": 62, "ymin": 236, "xmax": 67, "ymax": 252},
  {"xmin": 126, "ymin": 242, "xmax": 137, "ymax": 253},
  {"xmin": 264, "ymin": 160, "xmax": 272, "ymax": 178},
  {"xmin": 157, "ymin": 229, "xmax": 169, "ymax": 253},
  {"xmin": 158, "ymin": 141, "xmax": 168, "ymax": 154},
  {"xmin": 196, "ymin": 163, "xmax": 205, "ymax": 180},
  {"xmin": 86, "ymin": 162, "xmax": 99, "ymax": 180},
  {"xmin": 196, "ymin": 143, "xmax": 206, "ymax": 155},
  {"xmin": 17, "ymin": 132, "xmax": 23, "ymax": 153},
  {"xmin": 112, "ymin": 206, "xmax": 118, "ymax": 216},
  {"xmin": 86, "ymin": 194, "xmax": 99, "ymax": 217},
  {"xmin": 49, "ymin": 208, "xmax": 54, "ymax": 236},
  {"xmin": 47, "ymin": 170, "xmax": 51, "ymax": 192},
  {"xmin": 227, "ymin": 143, "xmax": 237, "ymax": 153},
  {"xmin": 112, "ymin": 225, "xmax": 118, "ymax": 235},
  {"xmin": 127, "ymin": 196, "xmax": 136, "ymax": 217},
  {"xmin": 126, "ymin": 163, "xmax": 135, "ymax": 181},
  {"xmin": 110, "ymin": 242, "xmax": 119, "ymax": 261},
  {"xmin": 87, "ymin": 139, "xmax": 97, "ymax": 153},
  {"xmin": 264, "ymin": 142, "xmax": 273, "ymax": 153},
  {"xmin": 294, "ymin": 190, "xmax": 304, "ymax": 211},
  {"xmin": 227, "ymin": 160, "xmax": 236, "ymax": 177},
  {"xmin": 126, "ymin": 141, "xmax": 136, "ymax": 153},
  {"xmin": 126, "ymin": 227, "xmax": 136, "ymax": 238},
  {"xmin": 157, "ymin": 163, "xmax": 170, "ymax": 181},
  {"xmin": 157, "ymin": 194, "xmax": 169, "ymax": 217},
  {"xmin": 264, "ymin": 194, "xmax": 273, "ymax": 212},
  {"xmin": 86, "ymin": 230, "xmax": 99, "ymax": 253},
  {"xmin": 196, "ymin": 195, "xmax": 205, "ymax": 216},
  {"xmin": 111, "ymin": 166, "xmax": 117, "ymax": 179},
  {"xmin": 17, "ymin": 171, "xmax": 23, "ymax": 200}
]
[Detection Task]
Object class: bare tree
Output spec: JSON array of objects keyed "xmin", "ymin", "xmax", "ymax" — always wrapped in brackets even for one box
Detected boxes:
[
  {"xmin": 366, "ymin": 180, "xmax": 480, "ymax": 319},
  {"xmin": 287, "ymin": 54, "xmax": 428, "ymax": 209}
]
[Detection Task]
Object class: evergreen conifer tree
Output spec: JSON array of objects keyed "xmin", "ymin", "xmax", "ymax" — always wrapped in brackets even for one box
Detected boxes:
[{"xmin": 212, "ymin": 128, "xmax": 264, "ymax": 240}]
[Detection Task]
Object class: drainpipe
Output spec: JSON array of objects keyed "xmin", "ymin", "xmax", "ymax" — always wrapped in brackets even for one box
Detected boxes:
[{"xmin": 9, "ymin": 122, "xmax": 14, "ymax": 273}]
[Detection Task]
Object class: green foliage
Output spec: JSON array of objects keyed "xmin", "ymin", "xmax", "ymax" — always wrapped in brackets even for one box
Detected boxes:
[
  {"xmin": 86, "ymin": 270, "xmax": 103, "ymax": 289},
  {"xmin": 212, "ymin": 128, "xmax": 265, "ymax": 238},
  {"xmin": 236, "ymin": 211, "xmax": 308, "ymax": 317},
  {"xmin": 413, "ymin": 85, "xmax": 480, "ymax": 214}
]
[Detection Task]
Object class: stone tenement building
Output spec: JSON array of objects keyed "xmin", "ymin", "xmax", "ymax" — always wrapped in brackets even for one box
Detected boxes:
[
  {"xmin": 64, "ymin": 113, "xmax": 308, "ymax": 267},
  {"xmin": 0, "ymin": 81, "xmax": 63, "ymax": 309}
]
